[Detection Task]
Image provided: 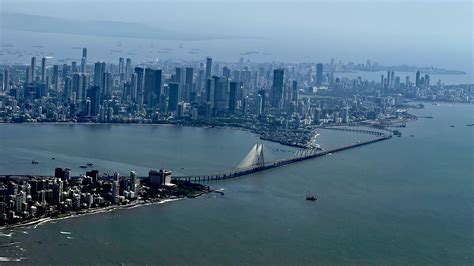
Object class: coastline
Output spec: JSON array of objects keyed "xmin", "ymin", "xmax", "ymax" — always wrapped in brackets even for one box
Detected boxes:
[{"xmin": 0, "ymin": 192, "xmax": 214, "ymax": 231}]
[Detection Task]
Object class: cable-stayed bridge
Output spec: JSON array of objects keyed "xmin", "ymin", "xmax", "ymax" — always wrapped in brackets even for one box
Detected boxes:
[{"xmin": 173, "ymin": 131, "xmax": 392, "ymax": 182}]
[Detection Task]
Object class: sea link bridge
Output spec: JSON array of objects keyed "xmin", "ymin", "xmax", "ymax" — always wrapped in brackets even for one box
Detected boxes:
[{"xmin": 173, "ymin": 127, "xmax": 392, "ymax": 182}]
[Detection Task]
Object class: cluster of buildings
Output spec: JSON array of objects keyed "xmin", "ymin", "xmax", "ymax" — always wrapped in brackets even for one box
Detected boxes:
[
  {"xmin": 0, "ymin": 168, "xmax": 175, "ymax": 226},
  {"xmin": 0, "ymin": 48, "xmax": 471, "ymax": 129}
]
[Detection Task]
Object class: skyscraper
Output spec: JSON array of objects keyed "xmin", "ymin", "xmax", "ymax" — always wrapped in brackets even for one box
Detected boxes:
[
  {"xmin": 291, "ymin": 80, "xmax": 298, "ymax": 102},
  {"xmin": 29, "ymin": 57, "xmax": 36, "ymax": 83},
  {"xmin": 206, "ymin": 57, "xmax": 212, "ymax": 79},
  {"xmin": 41, "ymin": 57, "xmax": 47, "ymax": 82},
  {"xmin": 229, "ymin": 81, "xmax": 237, "ymax": 113},
  {"xmin": 88, "ymin": 85, "xmax": 101, "ymax": 116},
  {"xmin": 118, "ymin": 57, "xmax": 125, "ymax": 81},
  {"xmin": 81, "ymin": 48, "xmax": 87, "ymax": 73},
  {"xmin": 94, "ymin": 62, "xmax": 106, "ymax": 87},
  {"xmin": 102, "ymin": 72, "xmax": 112, "ymax": 98},
  {"xmin": 144, "ymin": 68, "xmax": 155, "ymax": 105},
  {"xmin": 185, "ymin": 67, "xmax": 193, "ymax": 102},
  {"xmin": 3, "ymin": 69, "xmax": 9, "ymax": 91},
  {"xmin": 154, "ymin": 69, "xmax": 162, "ymax": 104},
  {"xmin": 415, "ymin": 71, "xmax": 421, "ymax": 87},
  {"xmin": 72, "ymin": 73, "xmax": 82, "ymax": 103},
  {"xmin": 270, "ymin": 69, "xmax": 284, "ymax": 108},
  {"xmin": 168, "ymin": 83, "xmax": 179, "ymax": 112},
  {"xmin": 134, "ymin": 67, "xmax": 145, "ymax": 107},
  {"xmin": 52, "ymin": 65, "xmax": 60, "ymax": 90},
  {"xmin": 316, "ymin": 63, "xmax": 323, "ymax": 87},
  {"xmin": 125, "ymin": 58, "xmax": 132, "ymax": 80}
]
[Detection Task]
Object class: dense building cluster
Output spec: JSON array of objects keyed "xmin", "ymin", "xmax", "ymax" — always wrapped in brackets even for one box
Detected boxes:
[
  {"xmin": 0, "ymin": 48, "xmax": 471, "ymax": 127},
  {"xmin": 0, "ymin": 168, "xmax": 178, "ymax": 226}
]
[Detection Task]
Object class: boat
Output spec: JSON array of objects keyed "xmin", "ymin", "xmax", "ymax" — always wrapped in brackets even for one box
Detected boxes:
[
  {"xmin": 51, "ymin": 157, "xmax": 55, "ymax": 160},
  {"xmin": 31, "ymin": 160, "xmax": 39, "ymax": 164},
  {"xmin": 306, "ymin": 192, "xmax": 317, "ymax": 201},
  {"xmin": 86, "ymin": 163, "xmax": 93, "ymax": 167},
  {"xmin": 450, "ymin": 125, "xmax": 455, "ymax": 128},
  {"xmin": 79, "ymin": 165, "xmax": 87, "ymax": 169}
]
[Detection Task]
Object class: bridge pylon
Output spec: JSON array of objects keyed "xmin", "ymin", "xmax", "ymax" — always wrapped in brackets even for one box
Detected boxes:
[{"xmin": 237, "ymin": 143, "xmax": 265, "ymax": 169}]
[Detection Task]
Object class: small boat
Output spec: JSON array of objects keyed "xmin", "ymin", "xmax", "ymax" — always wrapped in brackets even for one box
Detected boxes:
[
  {"xmin": 79, "ymin": 165, "xmax": 87, "ymax": 169},
  {"xmin": 306, "ymin": 192, "xmax": 317, "ymax": 201},
  {"xmin": 31, "ymin": 160, "xmax": 39, "ymax": 164},
  {"xmin": 450, "ymin": 125, "xmax": 455, "ymax": 128},
  {"xmin": 51, "ymin": 157, "xmax": 55, "ymax": 160}
]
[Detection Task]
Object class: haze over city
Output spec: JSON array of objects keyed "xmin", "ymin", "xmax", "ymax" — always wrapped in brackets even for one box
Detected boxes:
[{"xmin": 2, "ymin": 0, "xmax": 473, "ymax": 75}]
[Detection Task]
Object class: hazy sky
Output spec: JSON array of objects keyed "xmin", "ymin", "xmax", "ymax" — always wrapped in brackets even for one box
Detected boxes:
[{"xmin": 1, "ymin": 0, "xmax": 473, "ymax": 73}]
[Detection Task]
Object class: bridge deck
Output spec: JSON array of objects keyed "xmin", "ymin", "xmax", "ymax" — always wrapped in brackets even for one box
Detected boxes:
[{"xmin": 173, "ymin": 134, "xmax": 392, "ymax": 182}]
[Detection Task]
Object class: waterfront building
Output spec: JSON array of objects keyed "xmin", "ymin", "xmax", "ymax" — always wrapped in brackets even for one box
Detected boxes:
[
  {"xmin": 134, "ymin": 67, "xmax": 145, "ymax": 107},
  {"xmin": 229, "ymin": 81, "xmax": 237, "ymax": 113},
  {"xmin": 168, "ymin": 83, "xmax": 179, "ymax": 112},
  {"xmin": 130, "ymin": 171, "xmax": 137, "ymax": 193},
  {"xmin": 112, "ymin": 181, "xmax": 120, "ymax": 204}
]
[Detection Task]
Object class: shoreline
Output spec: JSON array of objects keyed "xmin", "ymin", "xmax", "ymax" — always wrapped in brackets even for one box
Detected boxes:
[{"xmin": 0, "ymin": 190, "xmax": 215, "ymax": 231}]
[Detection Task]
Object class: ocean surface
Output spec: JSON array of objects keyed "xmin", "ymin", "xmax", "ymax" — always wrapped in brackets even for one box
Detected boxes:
[{"xmin": 0, "ymin": 103, "xmax": 472, "ymax": 265}]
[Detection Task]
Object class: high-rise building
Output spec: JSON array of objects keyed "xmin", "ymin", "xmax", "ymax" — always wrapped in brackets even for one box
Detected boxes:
[
  {"xmin": 291, "ymin": 80, "xmax": 298, "ymax": 102},
  {"xmin": 213, "ymin": 76, "xmax": 229, "ymax": 114},
  {"xmin": 316, "ymin": 63, "xmax": 323, "ymax": 87},
  {"xmin": 41, "ymin": 57, "xmax": 47, "ymax": 82},
  {"xmin": 52, "ymin": 65, "xmax": 60, "ymax": 90},
  {"xmin": 71, "ymin": 61, "xmax": 78, "ymax": 73},
  {"xmin": 130, "ymin": 171, "xmax": 137, "ymax": 193},
  {"xmin": 94, "ymin": 61, "xmax": 106, "ymax": 87},
  {"xmin": 102, "ymin": 72, "xmax": 112, "ymax": 98},
  {"xmin": 415, "ymin": 71, "xmax": 421, "ymax": 87},
  {"xmin": 144, "ymin": 68, "xmax": 155, "ymax": 106},
  {"xmin": 3, "ymin": 69, "xmax": 9, "ymax": 91},
  {"xmin": 118, "ymin": 57, "xmax": 124, "ymax": 76},
  {"xmin": 81, "ymin": 48, "xmax": 87, "ymax": 73},
  {"xmin": 185, "ymin": 67, "xmax": 193, "ymax": 102},
  {"xmin": 72, "ymin": 73, "xmax": 82, "ymax": 103},
  {"xmin": 29, "ymin": 57, "xmax": 37, "ymax": 83},
  {"xmin": 154, "ymin": 70, "xmax": 162, "ymax": 104},
  {"xmin": 112, "ymin": 180, "xmax": 120, "ymax": 204},
  {"xmin": 88, "ymin": 85, "xmax": 101, "ymax": 116},
  {"xmin": 134, "ymin": 67, "xmax": 145, "ymax": 107},
  {"xmin": 270, "ymin": 69, "xmax": 284, "ymax": 108},
  {"xmin": 206, "ymin": 57, "xmax": 212, "ymax": 79},
  {"xmin": 229, "ymin": 81, "xmax": 237, "ymax": 113},
  {"xmin": 125, "ymin": 58, "xmax": 132, "ymax": 80},
  {"xmin": 168, "ymin": 83, "xmax": 179, "ymax": 112},
  {"xmin": 386, "ymin": 70, "xmax": 391, "ymax": 88}
]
